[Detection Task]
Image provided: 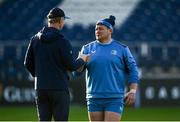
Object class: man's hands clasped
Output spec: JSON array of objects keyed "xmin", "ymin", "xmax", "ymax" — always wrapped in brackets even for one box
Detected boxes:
[{"xmin": 78, "ymin": 52, "xmax": 90, "ymax": 62}]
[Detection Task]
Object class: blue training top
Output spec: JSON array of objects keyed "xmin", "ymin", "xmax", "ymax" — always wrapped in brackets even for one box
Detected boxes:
[{"xmin": 81, "ymin": 39, "xmax": 140, "ymax": 99}]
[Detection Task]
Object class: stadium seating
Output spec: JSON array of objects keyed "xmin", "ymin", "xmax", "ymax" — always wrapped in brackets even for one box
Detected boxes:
[
  {"xmin": 1, "ymin": 0, "xmax": 179, "ymax": 42},
  {"xmin": 0, "ymin": 0, "xmax": 180, "ymax": 80},
  {"xmin": 0, "ymin": 0, "xmax": 63, "ymax": 40}
]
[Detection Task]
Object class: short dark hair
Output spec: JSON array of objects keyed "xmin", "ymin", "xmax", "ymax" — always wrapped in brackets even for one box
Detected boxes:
[{"xmin": 48, "ymin": 17, "xmax": 62, "ymax": 24}]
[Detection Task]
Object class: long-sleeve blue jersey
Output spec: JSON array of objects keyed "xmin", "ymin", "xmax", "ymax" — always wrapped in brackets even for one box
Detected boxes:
[{"xmin": 81, "ymin": 39, "xmax": 140, "ymax": 98}]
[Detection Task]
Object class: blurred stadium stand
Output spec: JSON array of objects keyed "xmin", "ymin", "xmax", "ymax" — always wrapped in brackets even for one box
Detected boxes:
[
  {"xmin": 0, "ymin": 0, "xmax": 63, "ymax": 40},
  {"xmin": 0, "ymin": 0, "xmax": 180, "ymax": 80}
]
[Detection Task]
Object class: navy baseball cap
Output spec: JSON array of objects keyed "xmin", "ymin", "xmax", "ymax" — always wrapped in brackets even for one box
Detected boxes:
[{"xmin": 47, "ymin": 7, "xmax": 70, "ymax": 19}]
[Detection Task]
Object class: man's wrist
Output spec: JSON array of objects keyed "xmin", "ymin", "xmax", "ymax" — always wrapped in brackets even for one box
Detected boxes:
[{"xmin": 129, "ymin": 89, "xmax": 136, "ymax": 94}]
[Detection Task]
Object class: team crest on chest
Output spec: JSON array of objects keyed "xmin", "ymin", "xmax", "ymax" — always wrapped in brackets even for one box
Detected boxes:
[
  {"xmin": 91, "ymin": 50, "xmax": 96, "ymax": 54},
  {"xmin": 111, "ymin": 50, "xmax": 117, "ymax": 55}
]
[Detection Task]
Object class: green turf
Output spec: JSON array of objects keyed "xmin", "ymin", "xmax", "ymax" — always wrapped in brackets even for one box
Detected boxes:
[
  {"xmin": 122, "ymin": 106, "xmax": 180, "ymax": 121},
  {"xmin": 0, "ymin": 105, "xmax": 180, "ymax": 121}
]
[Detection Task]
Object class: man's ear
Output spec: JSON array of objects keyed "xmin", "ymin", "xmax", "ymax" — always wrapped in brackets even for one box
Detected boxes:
[
  {"xmin": 60, "ymin": 17, "xmax": 65, "ymax": 24},
  {"xmin": 59, "ymin": 17, "xmax": 64, "ymax": 29},
  {"xmin": 58, "ymin": 18, "xmax": 62, "ymax": 24},
  {"xmin": 109, "ymin": 29, "xmax": 113, "ymax": 34}
]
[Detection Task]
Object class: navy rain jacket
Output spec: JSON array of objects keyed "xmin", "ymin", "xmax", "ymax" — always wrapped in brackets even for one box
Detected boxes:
[{"xmin": 24, "ymin": 27, "xmax": 85, "ymax": 90}]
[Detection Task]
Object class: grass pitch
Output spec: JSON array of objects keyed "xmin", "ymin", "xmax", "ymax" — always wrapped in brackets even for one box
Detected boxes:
[{"xmin": 0, "ymin": 105, "xmax": 179, "ymax": 121}]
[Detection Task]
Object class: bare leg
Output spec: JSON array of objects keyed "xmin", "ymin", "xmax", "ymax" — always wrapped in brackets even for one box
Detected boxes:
[
  {"xmin": 88, "ymin": 111, "xmax": 104, "ymax": 121},
  {"xmin": 104, "ymin": 111, "xmax": 121, "ymax": 121}
]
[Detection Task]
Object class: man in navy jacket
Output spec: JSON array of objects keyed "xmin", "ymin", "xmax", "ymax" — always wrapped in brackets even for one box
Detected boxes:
[{"xmin": 24, "ymin": 7, "xmax": 87, "ymax": 121}]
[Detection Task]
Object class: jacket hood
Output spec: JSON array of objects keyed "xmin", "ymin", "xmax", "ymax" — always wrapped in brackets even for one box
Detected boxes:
[{"xmin": 36, "ymin": 27, "xmax": 63, "ymax": 43}]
